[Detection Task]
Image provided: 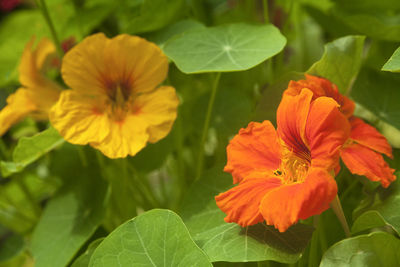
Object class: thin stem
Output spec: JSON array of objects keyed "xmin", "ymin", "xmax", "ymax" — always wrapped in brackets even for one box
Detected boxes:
[
  {"xmin": 76, "ymin": 147, "xmax": 88, "ymax": 167},
  {"xmin": 318, "ymin": 213, "xmax": 328, "ymax": 253},
  {"xmin": 172, "ymin": 111, "xmax": 186, "ymax": 209},
  {"xmin": 330, "ymin": 195, "xmax": 351, "ymax": 237},
  {"xmin": 262, "ymin": 0, "xmax": 269, "ymax": 24},
  {"xmin": 35, "ymin": 0, "xmax": 63, "ymax": 56},
  {"xmin": 194, "ymin": 72, "xmax": 221, "ymax": 181}
]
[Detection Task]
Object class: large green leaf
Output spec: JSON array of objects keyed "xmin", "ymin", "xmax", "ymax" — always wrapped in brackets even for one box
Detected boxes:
[
  {"xmin": 1, "ymin": 127, "xmax": 64, "ymax": 177},
  {"xmin": 31, "ymin": 157, "xmax": 108, "ymax": 267},
  {"xmin": 351, "ymin": 68, "xmax": 400, "ymax": 130},
  {"xmin": 180, "ymin": 167, "xmax": 314, "ymax": 263},
  {"xmin": 164, "ymin": 23, "xmax": 286, "ymax": 73},
  {"xmin": 320, "ymin": 232, "xmax": 400, "ymax": 267},
  {"xmin": 382, "ymin": 46, "xmax": 400, "ymax": 72},
  {"xmin": 307, "ymin": 35, "xmax": 365, "ymax": 94},
  {"xmin": 89, "ymin": 209, "xmax": 212, "ymax": 267}
]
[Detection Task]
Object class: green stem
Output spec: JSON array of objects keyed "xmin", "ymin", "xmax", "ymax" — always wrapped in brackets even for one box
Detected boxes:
[
  {"xmin": 172, "ymin": 111, "xmax": 186, "ymax": 209},
  {"xmin": 127, "ymin": 165, "xmax": 160, "ymax": 208},
  {"xmin": 330, "ymin": 195, "xmax": 351, "ymax": 237},
  {"xmin": 36, "ymin": 0, "xmax": 63, "ymax": 56},
  {"xmin": 77, "ymin": 147, "xmax": 88, "ymax": 167},
  {"xmin": 262, "ymin": 0, "xmax": 269, "ymax": 24},
  {"xmin": 194, "ymin": 72, "xmax": 221, "ymax": 181},
  {"xmin": 318, "ymin": 213, "xmax": 328, "ymax": 253}
]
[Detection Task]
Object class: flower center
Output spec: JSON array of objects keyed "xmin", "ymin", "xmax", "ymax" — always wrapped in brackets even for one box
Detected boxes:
[
  {"xmin": 274, "ymin": 146, "xmax": 311, "ymax": 184},
  {"xmin": 105, "ymin": 80, "xmax": 133, "ymax": 122}
]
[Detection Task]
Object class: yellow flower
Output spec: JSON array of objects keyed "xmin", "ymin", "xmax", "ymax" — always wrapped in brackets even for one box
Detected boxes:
[
  {"xmin": 0, "ymin": 37, "xmax": 62, "ymax": 136},
  {"xmin": 49, "ymin": 33, "xmax": 179, "ymax": 159}
]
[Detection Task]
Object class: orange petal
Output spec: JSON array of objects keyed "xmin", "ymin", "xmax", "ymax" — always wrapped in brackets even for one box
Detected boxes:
[
  {"xmin": 0, "ymin": 89, "xmax": 36, "ymax": 136},
  {"xmin": 260, "ymin": 168, "xmax": 337, "ymax": 232},
  {"xmin": 305, "ymin": 96, "xmax": 350, "ymax": 169},
  {"xmin": 349, "ymin": 117, "xmax": 392, "ymax": 158},
  {"xmin": 215, "ymin": 176, "xmax": 282, "ymax": 227},
  {"xmin": 284, "ymin": 75, "xmax": 355, "ymax": 118},
  {"xmin": 341, "ymin": 143, "xmax": 396, "ymax": 188},
  {"xmin": 277, "ymin": 88, "xmax": 312, "ymax": 157},
  {"xmin": 224, "ymin": 121, "xmax": 281, "ymax": 184}
]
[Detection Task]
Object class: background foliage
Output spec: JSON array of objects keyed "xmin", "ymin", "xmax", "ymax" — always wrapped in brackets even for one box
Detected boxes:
[{"xmin": 0, "ymin": 0, "xmax": 400, "ymax": 266}]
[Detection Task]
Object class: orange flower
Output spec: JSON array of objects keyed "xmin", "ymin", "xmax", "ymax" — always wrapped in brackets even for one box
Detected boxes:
[
  {"xmin": 216, "ymin": 89, "xmax": 350, "ymax": 232},
  {"xmin": 50, "ymin": 33, "xmax": 179, "ymax": 158},
  {"xmin": 0, "ymin": 37, "xmax": 62, "ymax": 136},
  {"xmin": 285, "ymin": 75, "xmax": 396, "ymax": 187}
]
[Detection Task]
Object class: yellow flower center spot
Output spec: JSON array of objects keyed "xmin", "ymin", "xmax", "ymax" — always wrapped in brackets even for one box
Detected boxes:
[{"xmin": 275, "ymin": 146, "xmax": 310, "ymax": 184}]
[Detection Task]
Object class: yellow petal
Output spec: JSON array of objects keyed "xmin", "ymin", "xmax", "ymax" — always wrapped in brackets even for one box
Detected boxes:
[
  {"xmin": 0, "ymin": 89, "xmax": 36, "ymax": 136},
  {"xmin": 49, "ymin": 90, "xmax": 110, "ymax": 145},
  {"xmin": 133, "ymin": 86, "xmax": 179, "ymax": 143},
  {"xmin": 106, "ymin": 34, "xmax": 168, "ymax": 93},
  {"xmin": 61, "ymin": 33, "xmax": 109, "ymax": 95},
  {"xmin": 19, "ymin": 37, "xmax": 58, "ymax": 89},
  {"xmin": 62, "ymin": 33, "xmax": 168, "ymax": 97},
  {"xmin": 90, "ymin": 114, "xmax": 150, "ymax": 158}
]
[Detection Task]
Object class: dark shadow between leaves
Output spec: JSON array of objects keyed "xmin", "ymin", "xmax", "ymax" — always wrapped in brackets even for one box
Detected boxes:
[{"xmin": 239, "ymin": 222, "xmax": 314, "ymax": 254}]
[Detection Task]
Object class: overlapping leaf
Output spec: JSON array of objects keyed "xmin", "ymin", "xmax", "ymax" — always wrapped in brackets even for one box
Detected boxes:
[{"xmin": 307, "ymin": 35, "xmax": 365, "ymax": 94}]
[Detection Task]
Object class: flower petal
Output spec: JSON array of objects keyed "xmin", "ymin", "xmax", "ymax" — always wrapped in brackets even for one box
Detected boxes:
[
  {"xmin": 133, "ymin": 86, "xmax": 179, "ymax": 143},
  {"xmin": 224, "ymin": 121, "xmax": 281, "ymax": 184},
  {"xmin": 277, "ymin": 88, "xmax": 312, "ymax": 156},
  {"xmin": 19, "ymin": 37, "xmax": 58, "ymax": 88},
  {"xmin": 106, "ymin": 34, "xmax": 168, "ymax": 93},
  {"xmin": 285, "ymin": 74, "xmax": 355, "ymax": 118},
  {"xmin": 349, "ymin": 117, "xmax": 392, "ymax": 158},
  {"xmin": 0, "ymin": 89, "xmax": 36, "ymax": 136},
  {"xmin": 260, "ymin": 168, "xmax": 337, "ymax": 232},
  {"xmin": 49, "ymin": 91, "xmax": 110, "ymax": 145},
  {"xmin": 215, "ymin": 176, "xmax": 282, "ymax": 227},
  {"xmin": 341, "ymin": 143, "xmax": 396, "ymax": 188},
  {"xmin": 90, "ymin": 114, "xmax": 150, "ymax": 158},
  {"xmin": 305, "ymin": 96, "xmax": 350, "ymax": 169},
  {"xmin": 62, "ymin": 33, "xmax": 168, "ymax": 96}
]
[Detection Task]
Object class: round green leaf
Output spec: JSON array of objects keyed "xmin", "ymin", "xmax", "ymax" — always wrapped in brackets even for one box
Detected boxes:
[
  {"xmin": 320, "ymin": 232, "xmax": 400, "ymax": 267},
  {"xmin": 163, "ymin": 23, "xmax": 286, "ymax": 73},
  {"xmin": 89, "ymin": 209, "xmax": 212, "ymax": 267}
]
